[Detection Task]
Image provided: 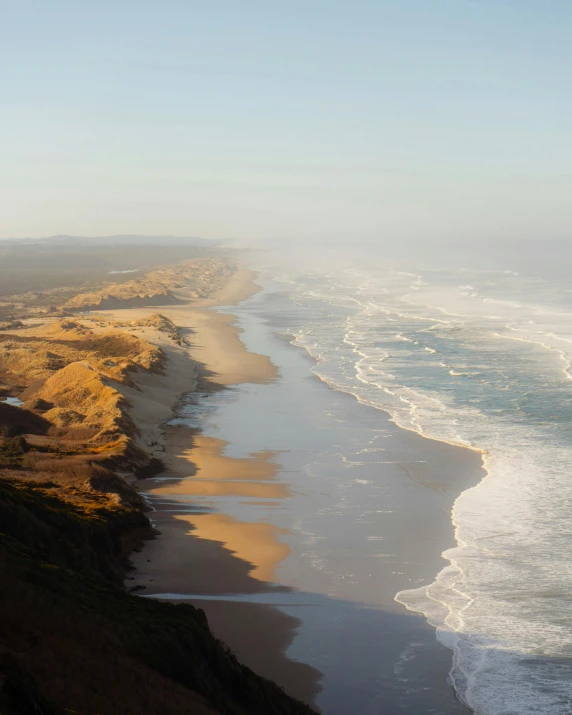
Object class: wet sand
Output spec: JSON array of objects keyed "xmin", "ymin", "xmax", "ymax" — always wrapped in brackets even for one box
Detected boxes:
[
  {"xmin": 103, "ymin": 263, "xmax": 482, "ymax": 713},
  {"xmin": 97, "ymin": 265, "xmax": 322, "ymax": 705},
  {"xmin": 193, "ymin": 600, "xmax": 320, "ymax": 706}
]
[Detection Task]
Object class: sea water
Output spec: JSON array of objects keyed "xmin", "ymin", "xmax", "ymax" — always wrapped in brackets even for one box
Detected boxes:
[{"xmin": 252, "ymin": 247, "xmax": 572, "ymax": 715}]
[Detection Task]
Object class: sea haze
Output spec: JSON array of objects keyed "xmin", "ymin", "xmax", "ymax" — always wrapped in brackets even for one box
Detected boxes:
[{"xmin": 251, "ymin": 243, "xmax": 572, "ymax": 715}]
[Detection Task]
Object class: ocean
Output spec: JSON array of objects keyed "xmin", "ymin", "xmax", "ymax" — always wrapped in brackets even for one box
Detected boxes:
[
  {"xmin": 241, "ymin": 244, "xmax": 572, "ymax": 715},
  {"xmin": 145, "ymin": 241, "xmax": 572, "ymax": 714}
]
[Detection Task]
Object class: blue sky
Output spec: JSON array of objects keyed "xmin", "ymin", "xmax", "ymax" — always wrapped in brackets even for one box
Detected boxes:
[{"xmin": 1, "ymin": 0, "xmax": 571, "ymax": 241}]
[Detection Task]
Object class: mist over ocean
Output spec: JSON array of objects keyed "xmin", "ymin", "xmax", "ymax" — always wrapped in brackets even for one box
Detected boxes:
[{"xmin": 245, "ymin": 241, "xmax": 572, "ymax": 715}]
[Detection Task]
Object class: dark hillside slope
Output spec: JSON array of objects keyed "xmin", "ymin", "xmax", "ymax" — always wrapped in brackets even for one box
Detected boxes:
[{"xmin": 0, "ymin": 476, "xmax": 317, "ymax": 715}]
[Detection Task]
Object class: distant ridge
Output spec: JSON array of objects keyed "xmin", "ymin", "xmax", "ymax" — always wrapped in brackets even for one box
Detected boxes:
[
  {"xmin": 0, "ymin": 234, "xmax": 217, "ymax": 246},
  {"xmin": 0, "ymin": 235, "xmax": 223, "ymax": 296}
]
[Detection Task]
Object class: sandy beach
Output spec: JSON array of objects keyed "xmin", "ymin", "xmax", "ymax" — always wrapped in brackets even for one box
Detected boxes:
[
  {"xmin": 92, "ymin": 263, "xmax": 322, "ymax": 706},
  {"xmin": 91, "ymin": 265, "xmax": 275, "ymax": 460},
  {"xmin": 90, "ymin": 259, "xmax": 481, "ymax": 713}
]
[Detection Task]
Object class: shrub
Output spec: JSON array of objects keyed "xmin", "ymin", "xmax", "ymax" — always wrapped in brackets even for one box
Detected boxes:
[{"xmin": 0, "ymin": 436, "xmax": 29, "ymax": 467}]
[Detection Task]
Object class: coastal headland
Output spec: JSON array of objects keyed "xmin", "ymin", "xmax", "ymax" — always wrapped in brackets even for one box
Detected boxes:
[{"xmin": 0, "ymin": 239, "xmax": 319, "ymax": 715}]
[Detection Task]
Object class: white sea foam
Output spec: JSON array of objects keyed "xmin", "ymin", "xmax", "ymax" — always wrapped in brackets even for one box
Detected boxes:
[{"xmin": 276, "ymin": 261, "xmax": 572, "ymax": 714}]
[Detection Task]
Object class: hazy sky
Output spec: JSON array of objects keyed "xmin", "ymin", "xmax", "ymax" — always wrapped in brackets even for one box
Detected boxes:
[{"xmin": 2, "ymin": 1, "xmax": 572, "ymax": 242}]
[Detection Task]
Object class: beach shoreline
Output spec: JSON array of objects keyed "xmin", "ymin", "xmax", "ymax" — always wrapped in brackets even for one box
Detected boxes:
[
  {"xmin": 94, "ymin": 257, "xmax": 481, "ymax": 713},
  {"xmin": 94, "ymin": 262, "xmax": 323, "ymax": 706}
]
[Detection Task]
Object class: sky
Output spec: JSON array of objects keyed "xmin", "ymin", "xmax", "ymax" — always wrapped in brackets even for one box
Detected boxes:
[{"xmin": 1, "ymin": 0, "xmax": 572, "ymax": 243}]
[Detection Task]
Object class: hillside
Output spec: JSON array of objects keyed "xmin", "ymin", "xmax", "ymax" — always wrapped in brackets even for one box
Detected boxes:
[
  {"xmin": 0, "ymin": 469, "xmax": 316, "ymax": 715},
  {"xmin": 0, "ymin": 256, "xmax": 318, "ymax": 715},
  {"xmin": 0, "ymin": 234, "xmax": 218, "ymax": 298}
]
